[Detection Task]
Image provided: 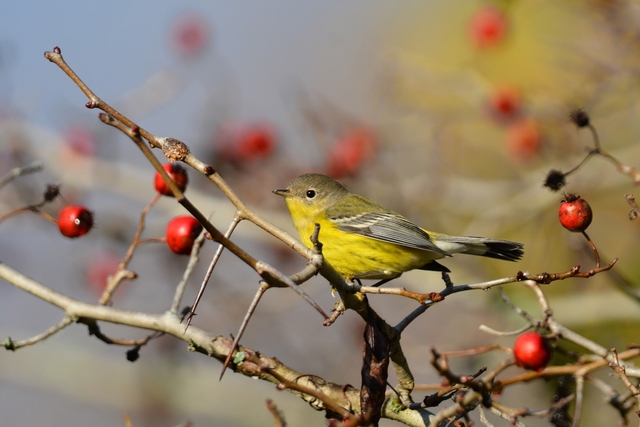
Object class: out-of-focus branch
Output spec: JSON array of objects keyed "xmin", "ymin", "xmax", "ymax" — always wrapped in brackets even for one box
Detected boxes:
[
  {"xmin": 99, "ymin": 193, "xmax": 160, "ymax": 306},
  {"xmin": 626, "ymin": 194, "xmax": 640, "ymax": 221},
  {"xmin": 0, "ymin": 161, "xmax": 44, "ymax": 190},
  {"xmin": 170, "ymin": 225, "xmax": 208, "ymax": 314},
  {"xmin": 265, "ymin": 399, "xmax": 286, "ymax": 427}
]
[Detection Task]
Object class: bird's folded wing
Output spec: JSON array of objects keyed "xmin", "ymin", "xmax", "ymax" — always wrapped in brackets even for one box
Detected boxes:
[{"xmin": 330, "ymin": 212, "xmax": 451, "ymax": 256}]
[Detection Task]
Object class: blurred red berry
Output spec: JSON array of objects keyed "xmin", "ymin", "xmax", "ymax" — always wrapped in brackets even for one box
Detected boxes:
[
  {"xmin": 559, "ymin": 194, "xmax": 593, "ymax": 232},
  {"xmin": 58, "ymin": 205, "xmax": 94, "ymax": 238},
  {"xmin": 506, "ymin": 119, "xmax": 542, "ymax": 161},
  {"xmin": 170, "ymin": 13, "xmax": 209, "ymax": 58},
  {"xmin": 166, "ymin": 216, "xmax": 203, "ymax": 255},
  {"xmin": 236, "ymin": 127, "xmax": 276, "ymax": 160},
  {"xmin": 87, "ymin": 252, "xmax": 121, "ymax": 295},
  {"xmin": 328, "ymin": 127, "xmax": 377, "ymax": 179},
  {"xmin": 154, "ymin": 163, "xmax": 189, "ymax": 197},
  {"xmin": 469, "ymin": 6, "xmax": 509, "ymax": 49},
  {"xmin": 216, "ymin": 122, "xmax": 276, "ymax": 162},
  {"xmin": 488, "ymin": 84, "xmax": 521, "ymax": 122},
  {"xmin": 513, "ymin": 332, "xmax": 552, "ymax": 371},
  {"xmin": 64, "ymin": 126, "xmax": 96, "ymax": 157}
]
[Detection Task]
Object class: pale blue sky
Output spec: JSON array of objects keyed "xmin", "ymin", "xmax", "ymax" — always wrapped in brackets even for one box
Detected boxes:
[{"xmin": 1, "ymin": 1, "xmax": 397, "ymax": 151}]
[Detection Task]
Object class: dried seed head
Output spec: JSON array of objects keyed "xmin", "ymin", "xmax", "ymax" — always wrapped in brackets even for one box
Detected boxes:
[
  {"xmin": 569, "ymin": 109, "xmax": 590, "ymax": 128},
  {"xmin": 544, "ymin": 169, "xmax": 566, "ymax": 191}
]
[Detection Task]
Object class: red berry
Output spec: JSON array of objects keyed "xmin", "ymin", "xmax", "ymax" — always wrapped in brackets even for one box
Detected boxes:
[
  {"xmin": 328, "ymin": 127, "xmax": 377, "ymax": 179},
  {"xmin": 154, "ymin": 163, "xmax": 189, "ymax": 197},
  {"xmin": 236, "ymin": 126, "xmax": 276, "ymax": 160},
  {"xmin": 488, "ymin": 84, "xmax": 521, "ymax": 123},
  {"xmin": 513, "ymin": 332, "xmax": 552, "ymax": 371},
  {"xmin": 86, "ymin": 252, "xmax": 121, "ymax": 295},
  {"xmin": 469, "ymin": 6, "xmax": 509, "ymax": 49},
  {"xmin": 170, "ymin": 13, "xmax": 209, "ymax": 58},
  {"xmin": 58, "ymin": 205, "xmax": 94, "ymax": 238},
  {"xmin": 166, "ymin": 216, "xmax": 203, "ymax": 255},
  {"xmin": 506, "ymin": 119, "xmax": 542, "ymax": 162},
  {"xmin": 216, "ymin": 123, "xmax": 277, "ymax": 162},
  {"xmin": 558, "ymin": 194, "xmax": 593, "ymax": 232},
  {"xmin": 64, "ymin": 126, "xmax": 96, "ymax": 157}
]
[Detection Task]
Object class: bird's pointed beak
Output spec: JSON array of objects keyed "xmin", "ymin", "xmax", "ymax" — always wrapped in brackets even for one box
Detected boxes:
[{"xmin": 273, "ymin": 188, "xmax": 290, "ymax": 197}]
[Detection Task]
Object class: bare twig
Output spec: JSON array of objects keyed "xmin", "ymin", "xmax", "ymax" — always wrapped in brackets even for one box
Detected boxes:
[
  {"xmin": 220, "ymin": 281, "xmax": 270, "ymax": 380},
  {"xmin": 596, "ymin": 148, "xmax": 640, "ymax": 184},
  {"xmin": 266, "ymin": 399, "xmax": 287, "ymax": 427},
  {"xmin": 185, "ymin": 215, "xmax": 241, "ymax": 327},
  {"xmin": 603, "ymin": 258, "xmax": 640, "ymax": 303},
  {"xmin": 261, "ymin": 365, "xmax": 356, "ymax": 422},
  {"xmin": 3, "ymin": 316, "xmax": 73, "ymax": 350},
  {"xmin": 0, "ymin": 161, "xmax": 44, "ymax": 189},
  {"xmin": 582, "ymin": 230, "xmax": 600, "ymax": 268},
  {"xmin": 626, "ymin": 194, "xmax": 640, "ymax": 220},
  {"xmin": 497, "ymin": 286, "xmax": 539, "ymax": 325},
  {"xmin": 81, "ymin": 318, "xmax": 163, "ymax": 347},
  {"xmin": 324, "ymin": 300, "xmax": 346, "ymax": 326},
  {"xmin": 438, "ymin": 344, "xmax": 512, "ymax": 359},
  {"xmin": 428, "ymin": 389, "xmax": 482, "ymax": 427},
  {"xmin": 99, "ymin": 194, "xmax": 159, "ymax": 306},
  {"xmin": 573, "ymin": 373, "xmax": 585, "ymax": 427},
  {"xmin": 479, "ymin": 323, "xmax": 531, "ymax": 337},
  {"xmin": 357, "ymin": 285, "xmax": 443, "ymax": 305},
  {"xmin": 171, "ymin": 224, "xmax": 208, "ymax": 313},
  {"xmin": 609, "ymin": 348, "xmax": 640, "ymax": 416}
]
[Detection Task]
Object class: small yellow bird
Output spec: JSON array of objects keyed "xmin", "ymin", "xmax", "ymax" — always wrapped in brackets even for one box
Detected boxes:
[{"xmin": 274, "ymin": 173, "xmax": 523, "ymax": 281}]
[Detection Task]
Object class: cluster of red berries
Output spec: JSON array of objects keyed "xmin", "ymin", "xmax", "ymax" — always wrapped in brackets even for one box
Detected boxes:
[
  {"xmin": 327, "ymin": 127, "xmax": 376, "ymax": 179},
  {"xmin": 508, "ymin": 196, "xmax": 594, "ymax": 370},
  {"xmin": 509, "ymin": 197, "xmax": 593, "ymax": 371},
  {"xmin": 154, "ymin": 163, "xmax": 203, "ymax": 255},
  {"xmin": 57, "ymin": 163, "xmax": 202, "ymax": 257},
  {"xmin": 485, "ymin": 83, "xmax": 543, "ymax": 163},
  {"xmin": 485, "ymin": 83, "xmax": 543, "ymax": 162},
  {"xmin": 215, "ymin": 123, "xmax": 276, "ymax": 164},
  {"xmin": 468, "ymin": 7, "xmax": 545, "ymax": 163}
]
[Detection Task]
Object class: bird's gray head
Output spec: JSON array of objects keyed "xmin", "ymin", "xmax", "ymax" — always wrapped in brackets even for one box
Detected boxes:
[{"xmin": 273, "ymin": 173, "xmax": 349, "ymax": 210}]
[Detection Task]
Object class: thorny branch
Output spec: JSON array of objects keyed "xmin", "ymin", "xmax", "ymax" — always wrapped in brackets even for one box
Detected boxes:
[
  {"xmin": 49, "ymin": 48, "xmax": 328, "ymax": 322},
  {"xmin": 0, "ymin": 261, "xmax": 434, "ymax": 426}
]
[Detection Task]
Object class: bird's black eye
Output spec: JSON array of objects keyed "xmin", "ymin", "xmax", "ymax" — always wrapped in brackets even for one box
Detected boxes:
[{"xmin": 306, "ymin": 189, "xmax": 317, "ymax": 199}]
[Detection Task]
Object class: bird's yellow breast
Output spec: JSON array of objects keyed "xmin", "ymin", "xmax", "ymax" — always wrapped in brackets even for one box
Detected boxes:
[{"xmin": 286, "ymin": 198, "xmax": 442, "ymax": 280}]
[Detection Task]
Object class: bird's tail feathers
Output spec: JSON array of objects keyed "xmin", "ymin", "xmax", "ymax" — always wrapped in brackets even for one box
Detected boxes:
[{"xmin": 435, "ymin": 235, "xmax": 524, "ymax": 262}]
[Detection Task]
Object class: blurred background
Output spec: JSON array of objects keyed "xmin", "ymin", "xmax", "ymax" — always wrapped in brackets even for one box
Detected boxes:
[{"xmin": 2, "ymin": 1, "xmax": 640, "ymax": 426}]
